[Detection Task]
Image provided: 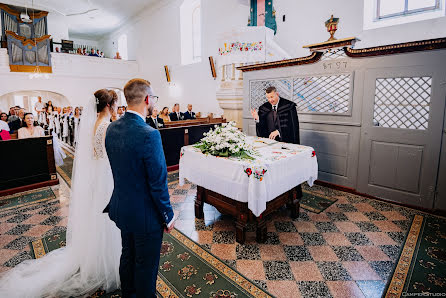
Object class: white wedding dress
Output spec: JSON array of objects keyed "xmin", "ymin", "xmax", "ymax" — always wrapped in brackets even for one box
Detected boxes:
[{"xmin": 0, "ymin": 100, "xmax": 122, "ymax": 297}]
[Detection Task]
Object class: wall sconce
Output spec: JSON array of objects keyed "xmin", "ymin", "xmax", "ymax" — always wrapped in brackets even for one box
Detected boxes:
[
  {"xmin": 164, "ymin": 65, "xmax": 171, "ymax": 83},
  {"xmin": 209, "ymin": 56, "xmax": 217, "ymax": 79}
]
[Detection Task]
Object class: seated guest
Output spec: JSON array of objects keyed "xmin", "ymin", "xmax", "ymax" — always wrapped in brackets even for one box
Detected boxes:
[
  {"xmin": 76, "ymin": 48, "xmax": 82, "ymax": 55},
  {"xmin": 82, "ymin": 48, "xmax": 87, "ymax": 55},
  {"xmin": 146, "ymin": 108, "xmax": 164, "ymax": 129},
  {"xmin": 159, "ymin": 107, "xmax": 170, "ymax": 122},
  {"xmin": 114, "ymin": 52, "xmax": 121, "ymax": 59},
  {"xmin": 100, "ymin": 51, "xmax": 104, "ymax": 58},
  {"xmin": 184, "ymin": 104, "xmax": 196, "ymax": 120},
  {"xmin": 18, "ymin": 113, "xmax": 45, "ymax": 139},
  {"xmin": 169, "ymin": 103, "xmax": 184, "ymax": 121},
  {"xmin": 96, "ymin": 49, "xmax": 101, "ymax": 56},
  {"xmin": 7, "ymin": 108, "xmax": 21, "ymax": 132},
  {"xmin": 0, "ymin": 112, "xmax": 10, "ymax": 132},
  {"xmin": 89, "ymin": 48, "xmax": 99, "ymax": 57}
]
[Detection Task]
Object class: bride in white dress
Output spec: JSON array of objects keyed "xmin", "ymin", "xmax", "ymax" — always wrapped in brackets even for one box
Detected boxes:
[{"xmin": 0, "ymin": 89, "xmax": 122, "ymax": 297}]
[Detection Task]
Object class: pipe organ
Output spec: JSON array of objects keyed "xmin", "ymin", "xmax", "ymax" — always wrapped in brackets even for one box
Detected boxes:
[{"xmin": 0, "ymin": 3, "xmax": 51, "ymax": 73}]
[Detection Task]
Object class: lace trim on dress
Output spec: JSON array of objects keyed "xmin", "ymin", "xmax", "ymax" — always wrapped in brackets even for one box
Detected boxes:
[{"xmin": 93, "ymin": 122, "xmax": 109, "ymax": 160}]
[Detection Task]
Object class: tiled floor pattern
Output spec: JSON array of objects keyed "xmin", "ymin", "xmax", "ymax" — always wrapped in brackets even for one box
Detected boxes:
[{"xmin": 0, "ymin": 176, "xmax": 426, "ymax": 297}]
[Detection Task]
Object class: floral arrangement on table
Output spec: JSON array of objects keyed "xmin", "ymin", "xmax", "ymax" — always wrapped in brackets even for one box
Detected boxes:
[{"xmin": 194, "ymin": 121, "xmax": 256, "ymax": 159}]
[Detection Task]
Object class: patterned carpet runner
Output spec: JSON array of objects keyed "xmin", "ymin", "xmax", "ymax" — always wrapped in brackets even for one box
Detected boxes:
[
  {"xmin": 29, "ymin": 229, "xmax": 272, "ymax": 298},
  {"xmin": 0, "ymin": 187, "xmax": 55, "ymax": 211},
  {"xmin": 384, "ymin": 214, "xmax": 446, "ymax": 297},
  {"xmin": 56, "ymin": 149, "xmax": 74, "ymax": 187},
  {"xmin": 300, "ymin": 189, "xmax": 337, "ymax": 214}
]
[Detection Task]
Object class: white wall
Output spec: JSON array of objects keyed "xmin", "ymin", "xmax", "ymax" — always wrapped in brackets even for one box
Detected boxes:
[
  {"xmin": 46, "ymin": 12, "xmax": 69, "ymax": 43},
  {"xmin": 274, "ymin": 0, "xmax": 446, "ymax": 57},
  {"xmin": 98, "ymin": 0, "xmax": 446, "ymax": 114},
  {"xmin": 99, "ymin": 0, "xmax": 249, "ymax": 115},
  {"xmin": 0, "ymin": 49, "xmax": 138, "ymax": 110}
]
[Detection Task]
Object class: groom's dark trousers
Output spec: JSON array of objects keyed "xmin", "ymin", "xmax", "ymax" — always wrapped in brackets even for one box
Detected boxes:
[{"xmin": 104, "ymin": 111, "xmax": 174, "ymax": 298}]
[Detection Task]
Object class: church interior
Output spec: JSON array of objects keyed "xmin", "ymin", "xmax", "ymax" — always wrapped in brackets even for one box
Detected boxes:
[{"xmin": 1, "ymin": 0, "xmax": 446, "ymax": 297}]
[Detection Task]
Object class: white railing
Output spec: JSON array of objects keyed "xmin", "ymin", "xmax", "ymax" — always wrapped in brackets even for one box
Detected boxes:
[{"xmin": 0, "ymin": 49, "xmax": 139, "ymax": 79}]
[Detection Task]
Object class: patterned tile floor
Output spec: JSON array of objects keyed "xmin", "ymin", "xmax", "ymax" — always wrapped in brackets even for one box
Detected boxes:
[{"xmin": 0, "ymin": 175, "xmax": 425, "ymax": 298}]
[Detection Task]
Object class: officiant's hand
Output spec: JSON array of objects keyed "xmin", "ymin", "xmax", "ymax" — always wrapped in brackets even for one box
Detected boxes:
[
  {"xmin": 269, "ymin": 130, "xmax": 280, "ymax": 140},
  {"xmin": 250, "ymin": 109, "xmax": 259, "ymax": 121}
]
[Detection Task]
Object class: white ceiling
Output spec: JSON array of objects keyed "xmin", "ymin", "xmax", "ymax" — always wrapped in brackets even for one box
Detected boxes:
[{"xmin": 1, "ymin": 0, "xmax": 161, "ymax": 38}]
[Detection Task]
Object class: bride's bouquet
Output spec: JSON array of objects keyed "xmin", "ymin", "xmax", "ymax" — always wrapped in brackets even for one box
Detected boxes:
[{"xmin": 194, "ymin": 121, "xmax": 256, "ymax": 159}]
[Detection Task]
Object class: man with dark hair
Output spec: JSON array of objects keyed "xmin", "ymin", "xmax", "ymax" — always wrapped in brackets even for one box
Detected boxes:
[
  {"xmin": 169, "ymin": 103, "xmax": 184, "ymax": 121},
  {"xmin": 251, "ymin": 86, "xmax": 300, "ymax": 144},
  {"xmin": 146, "ymin": 107, "xmax": 164, "ymax": 129},
  {"xmin": 184, "ymin": 104, "xmax": 196, "ymax": 120},
  {"xmin": 251, "ymin": 86, "xmax": 302, "ymax": 199},
  {"xmin": 7, "ymin": 107, "xmax": 20, "ymax": 132},
  {"xmin": 104, "ymin": 78, "xmax": 175, "ymax": 297},
  {"xmin": 89, "ymin": 48, "xmax": 99, "ymax": 57}
]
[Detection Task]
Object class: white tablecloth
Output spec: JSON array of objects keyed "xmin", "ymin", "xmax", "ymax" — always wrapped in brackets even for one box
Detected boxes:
[{"xmin": 179, "ymin": 137, "xmax": 318, "ymax": 216}]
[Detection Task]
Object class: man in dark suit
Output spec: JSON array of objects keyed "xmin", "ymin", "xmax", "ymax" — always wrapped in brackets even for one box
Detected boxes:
[
  {"xmin": 146, "ymin": 107, "xmax": 164, "ymax": 129},
  {"xmin": 183, "ymin": 104, "xmax": 196, "ymax": 120},
  {"xmin": 168, "ymin": 103, "xmax": 184, "ymax": 121},
  {"xmin": 105, "ymin": 78, "xmax": 175, "ymax": 298}
]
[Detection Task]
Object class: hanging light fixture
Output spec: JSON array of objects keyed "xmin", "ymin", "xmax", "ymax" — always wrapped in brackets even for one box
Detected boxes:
[{"xmin": 28, "ymin": 0, "xmax": 49, "ymax": 80}]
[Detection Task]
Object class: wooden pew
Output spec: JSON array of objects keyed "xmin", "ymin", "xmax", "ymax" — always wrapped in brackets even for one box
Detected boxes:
[
  {"xmin": 160, "ymin": 117, "xmax": 226, "ymax": 167},
  {"xmin": 0, "ymin": 136, "xmax": 59, "ymax": 195}
]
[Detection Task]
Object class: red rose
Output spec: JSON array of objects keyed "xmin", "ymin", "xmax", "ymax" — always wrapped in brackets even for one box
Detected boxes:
[{"xmin": 312, "ymin": 151, "xmax": 316, "ymax": 157}]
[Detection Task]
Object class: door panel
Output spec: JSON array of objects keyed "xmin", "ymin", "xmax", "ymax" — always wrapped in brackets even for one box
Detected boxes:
[{"xmin": 358, "ymin": 66, "xmax": 445, "ymax": 208}]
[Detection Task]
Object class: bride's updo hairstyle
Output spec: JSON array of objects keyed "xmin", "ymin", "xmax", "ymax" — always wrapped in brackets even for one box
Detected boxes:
[{"xmin": 94, "ymin": 89, "xmax": 118, "ymax": 112}]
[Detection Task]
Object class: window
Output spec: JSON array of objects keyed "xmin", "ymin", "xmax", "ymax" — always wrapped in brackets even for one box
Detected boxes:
[
  {"xmin": 118, "ymin": 34, "xmax": 128, "ymax": 60},
  {"xmin": 180, "ymin": 0, "xmax": 201, "ymax": 65},
  {"xmin": 363, "ymin": 0, "xmax": 445, "ymax": 30},
  {"xmin": 14, "ymin": 95, "xmax": 24, "ymax": 108},
  {"xmin": 377, "ymin": 0, "xmax": 440, "ymax": 19},
  {"xmin": 192, "ymin": 5, "xmax": 201, "ymax": 60}
]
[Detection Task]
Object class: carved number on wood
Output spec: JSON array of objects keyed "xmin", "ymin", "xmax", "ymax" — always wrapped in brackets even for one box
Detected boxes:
[{"xmin": 323, "ymin": 62, "xmax": 347, "ymax": 70}]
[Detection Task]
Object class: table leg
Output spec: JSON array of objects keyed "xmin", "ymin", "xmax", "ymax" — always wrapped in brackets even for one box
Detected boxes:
[
  {"xmin": 235, "ymin": 208, "xmax": 248, "ymax": 244},
  {"xmin": 195, "ymin": 186, "xmax": 204, "ymax": 219},
  {"xmin": 289, "ymin": 185, "xmax": 302, "ymax": 220},
  {"xmin": 256, "ymin": 215, "xmax": 267, "ymax": 243}
]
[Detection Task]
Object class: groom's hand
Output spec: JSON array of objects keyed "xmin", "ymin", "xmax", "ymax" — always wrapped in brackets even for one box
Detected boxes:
[
  {"xmin": 164, "ymin": 212, "xmax": 177, "ymax": 233},
  {"xmin": 164, "ymin": 222, "xmax": 175, "ymax": 233}
]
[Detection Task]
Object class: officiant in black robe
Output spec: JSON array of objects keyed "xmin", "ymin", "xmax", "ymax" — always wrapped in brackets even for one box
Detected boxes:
[
  {"xmin": 251, "ymin": 86, "xmax": 300, "ymax": 144},
  {"xmin": 251, "ymin": 86, "xmax": 303, "ymax": 203}
]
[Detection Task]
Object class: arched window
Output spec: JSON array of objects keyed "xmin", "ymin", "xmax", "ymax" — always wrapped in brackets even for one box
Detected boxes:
[
  {"xmin": 118, "ymin": 34, "xmax": 128, "ymax": 60},
  {"xmin": 180, "ymin": 0, "xmax": 201, "ymax": 65},
  {"xmin": 192, "ymin": 4, "xmax": 201, "ymax": 60}
]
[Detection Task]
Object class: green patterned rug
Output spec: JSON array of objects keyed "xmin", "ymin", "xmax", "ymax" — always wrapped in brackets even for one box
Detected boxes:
[
  {"xmin": 0, "ymin": 187, "xmax": 56, "ymax": 211},
  {"xmin": 300, "ymin": 189, "xmax": 338, "ymax": 214},
  {"xmin": 29, "ymin": 229, "xmax": 272, "ymax": 298},
  {"xmin": 29, "ymin": 230, "xmax": 67, "ymax": 259},
  {"xmin": 56, "ymin": 149, "xmax": 74, "ymax": 187},
  {"xmin": 384, "ymin": 214, "xmax": 446, "ymax": 297}
]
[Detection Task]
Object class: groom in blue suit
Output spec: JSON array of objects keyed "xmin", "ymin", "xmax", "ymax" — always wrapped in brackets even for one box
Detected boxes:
[{"xmin": 104, "ymin": 78, "xmax": 175, "ymax": 298}]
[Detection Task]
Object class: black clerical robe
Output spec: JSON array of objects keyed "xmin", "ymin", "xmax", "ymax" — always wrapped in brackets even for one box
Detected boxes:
[{"xmin": 256, "ymin": 97, "xmax": 300, "ymax": 144}]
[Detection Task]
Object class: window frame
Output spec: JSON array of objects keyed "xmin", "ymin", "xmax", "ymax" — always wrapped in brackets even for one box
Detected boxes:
[{"xmin": 376, "ymin": 0, "xmax": 441, "ymax": 20}]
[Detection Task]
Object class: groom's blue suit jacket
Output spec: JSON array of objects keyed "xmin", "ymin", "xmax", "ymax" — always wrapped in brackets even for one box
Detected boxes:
[{"xmin": 104, "ymin": 112, "xmax": 174, "ymax": 233}]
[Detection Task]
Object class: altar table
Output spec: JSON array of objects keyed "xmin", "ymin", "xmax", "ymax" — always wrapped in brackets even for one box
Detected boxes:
[{"xmin": 179, "ymin": 137, "xmax": 318, "ymax": 243}]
